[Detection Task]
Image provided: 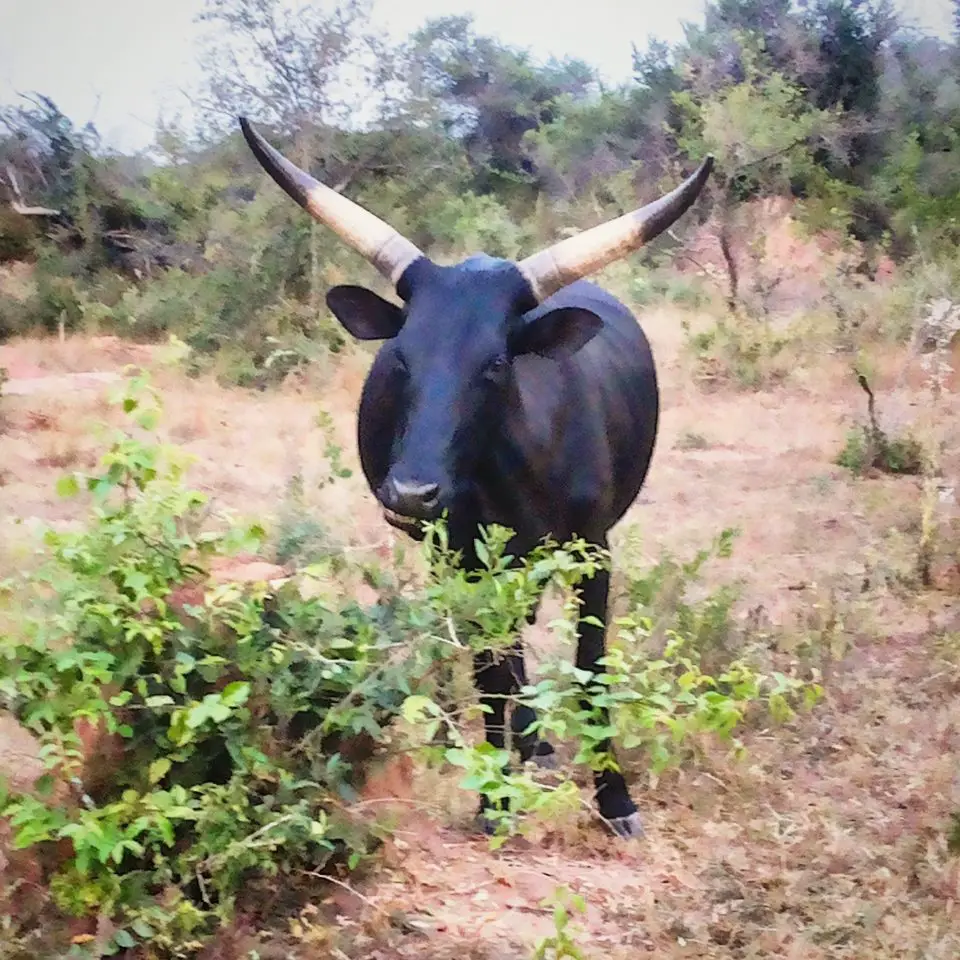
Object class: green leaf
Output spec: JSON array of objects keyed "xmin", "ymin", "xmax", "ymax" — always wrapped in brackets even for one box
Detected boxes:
[
  {"xmin": 474, "ymin": 537, "xmax": 489, "ymax": 567},
  {"xmin": 186, "ymin": 694, "xmax": 231, "ymax": 729},
  {"xmin": 148, "ymin": 758, "xmax": 172, "ymax": 784},
  {"xmin": 123, "ymin": 570, "xmax": 151, "ymax": 595},
  {"xmin": 34, "ymin": 774, "xmax": 57, "ymax": 797},
  {"xmin": 156, "ymin": 817, "xmax": 175, "ymax": 845},
  {"xmin": 131, "ymin": 919, "xmax": 155, "ymax": 939},
  {"xmin": 136, "ymin": 408, "xmax": 160, "ymax": 430},
  {"xmin": 145, "ymin": 695, "xmax": 175, "ymax": 708},
  {"xmin": 168, "ymin": 709, "xmax": 193, "ymax": 746},
  {"xmin": 401, "ymin": 695, "xmax": 439, "ymax": 724},
  {"xmin": 220, "ymin": 681, "xmax": 250, "ymax": 707},
  {"xmin": 56, "ymin": 473, "xmax": 80, "ymax": 498},
  {"xmin": 112, "ymin": 928, "xmax": 136, "ymax": 949}
]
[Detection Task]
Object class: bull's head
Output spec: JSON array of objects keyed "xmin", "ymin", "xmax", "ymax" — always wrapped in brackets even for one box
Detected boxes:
[{"xmin": 239, "ymin": 118, "xmax": 712, "ymax": 531}]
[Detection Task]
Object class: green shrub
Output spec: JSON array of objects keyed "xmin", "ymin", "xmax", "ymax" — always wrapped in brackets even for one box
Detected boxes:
[
  {"xmin": 675, "ymin": 430, "xmax": 710, "ymax": 451},
  {"xmin": 834, "ymin": 373, "xmax": 925, "ymax": 477},
  {"xmin": 0, "ymin": 209, "xmax": 39, "ymax": 264},
  {"xmin": 532, "ymin": 887, "xmax": 590, "ymax": 960},
  {"xmin": 424, "ymin": 192, "xmax": 530, "ymax": 259},
  {"xmin": 0, "ymin": 374, "xmax": 824, "ymax": 952},
  {"xmin": 630, "ymin": 269, "xmax": 713, "ymax": 310},
  {"xmin": 0, "ymin": 294, "xmax": 35, "ymax": 341},
  {"xmin": 0, "ymin": 375, "xmax": 435, "ymax": 954},
  {"xmin": 619, "ymin": 528, "xmax": 741, "ymax": 668},
  {"xmin": 835, "ymin": 426, "xmax": 924, "ymax": 476},
  {"xmin": 436, "ymin": 525, "xmax": 822, "ymax": 840},
  {"xmin": 31, "ymin": 269, "xmax": 85, "ymax": 334},
  {"xmin": 0, "ymin": 374, "xmax": 615, "ymax": 953},
  {"xmin": 271, "ymin": 475, "xmax": 335, "ymax": 567},
  {"xmin": 684, "ymin": 314, "xmax": 795, "ymax": 390}
]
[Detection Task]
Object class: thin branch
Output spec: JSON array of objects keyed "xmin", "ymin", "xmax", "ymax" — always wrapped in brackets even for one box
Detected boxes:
[
  {"xmin": 300, "ymin": 870, "xmax": 392, "ymax": 918},
  {"xmin": 9, "ymin": 201, "xmax": 61, "ymax": 217},
  {"xmin": 733, "ymin": 135, "xmax": 811, "ymax": 174}
]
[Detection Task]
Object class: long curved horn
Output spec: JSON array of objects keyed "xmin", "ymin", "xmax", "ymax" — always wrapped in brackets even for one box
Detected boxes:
[
  {"xmin": 239, "ymin": 117, "xmax": 424, "ymax": 287},
  {"xmin": 518, "ymin": 156, "xmax": 714, "ymax": 302}
]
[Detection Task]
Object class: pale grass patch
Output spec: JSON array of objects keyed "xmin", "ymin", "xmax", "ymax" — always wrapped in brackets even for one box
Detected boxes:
[
  {"xmin": 0, "ymin": 261, "xmax": 35, "ymax": 302},
  {"xmin": 0, "ymin": 333, "xmax": 153, "ymax": 376}
]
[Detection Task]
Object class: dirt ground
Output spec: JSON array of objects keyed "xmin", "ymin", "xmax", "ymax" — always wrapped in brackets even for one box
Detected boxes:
[{"xmin": 2, "ymin": 307, "xmax": 960, "ymax": 958}]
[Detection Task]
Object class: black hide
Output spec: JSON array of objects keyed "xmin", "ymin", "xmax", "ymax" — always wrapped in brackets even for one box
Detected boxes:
[{"xmin": 328, "ymin": 254, "xmax": 659, "ymax": 837}]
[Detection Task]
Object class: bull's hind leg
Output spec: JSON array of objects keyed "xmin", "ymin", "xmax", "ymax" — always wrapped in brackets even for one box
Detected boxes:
[{"xmin": 575, "ymin": 557, "xmax": 644, "ymax": 839}]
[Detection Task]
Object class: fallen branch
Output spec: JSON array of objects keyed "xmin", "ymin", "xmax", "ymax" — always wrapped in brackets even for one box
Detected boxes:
[{"xmin": 3, "ymin": 163, "xmax": 60, "ymax": 217}]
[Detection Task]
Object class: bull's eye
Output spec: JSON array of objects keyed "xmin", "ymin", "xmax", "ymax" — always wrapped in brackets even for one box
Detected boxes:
[{"xmin": 484, "ymin": 356, "xmax": 507, "ymax": 382}]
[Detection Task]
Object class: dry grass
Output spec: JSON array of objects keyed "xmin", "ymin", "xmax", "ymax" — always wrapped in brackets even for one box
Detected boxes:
[
  {"xmin": 2, "ymin": 297, "xmax": 960, "ymax": 958},
  {"xmin": 281, "ymin": 627, "xmax": 960, "ymax": 958}
]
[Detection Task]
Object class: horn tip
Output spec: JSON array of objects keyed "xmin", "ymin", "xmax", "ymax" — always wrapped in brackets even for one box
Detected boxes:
[{"xmin": 238, "ymin": 116, "xmax": 258, "ymax": 147}]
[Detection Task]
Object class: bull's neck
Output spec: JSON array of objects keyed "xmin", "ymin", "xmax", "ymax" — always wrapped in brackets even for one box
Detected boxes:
[{"xmin": 466, "ymin": 378, "xmax": 557, "ymax": 542}]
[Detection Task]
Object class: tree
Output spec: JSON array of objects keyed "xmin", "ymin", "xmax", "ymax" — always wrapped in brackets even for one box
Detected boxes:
[
  {"xmin": 404, "ymin": 16, "xmax": 597, "ymax": 194},
  {"xmin": 195, "ymin": 0, "xmax": 407, "ymax": 308},
  {"xmin": 0, "ymin": 95, "xmax": 101, "ymax": 217},
  {"xmin": 674, "ymin": 42, "xmax": 852, "ymax": 311},
  {"xmin": 869, "ymin": 35, "xmax": 960, "ymax": 251},
  {"xmin": 195, "ymin": 0, "xmax": 388, "ymax": 142}
]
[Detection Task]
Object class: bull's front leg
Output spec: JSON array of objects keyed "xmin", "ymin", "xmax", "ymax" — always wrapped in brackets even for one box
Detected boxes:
[
  {"xmin": 575, "ymin": 560, "xmax": 644, "ymax": 839},
  {"xmin": 509, "ymin": 602, "xmax": 557, "ymax": 769},
  {"xmin": 471, "ymin": 645, "xmax": 519, "ymax": 833},
  {"xmin": 471, "ymin": 637, "xmax": 556, "ymax": 834}
]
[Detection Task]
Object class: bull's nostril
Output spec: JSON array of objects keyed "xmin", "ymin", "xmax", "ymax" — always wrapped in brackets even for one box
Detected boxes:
[{"xmin": 388, "ymin": 478, "xmax": 441, "ymax": 516}]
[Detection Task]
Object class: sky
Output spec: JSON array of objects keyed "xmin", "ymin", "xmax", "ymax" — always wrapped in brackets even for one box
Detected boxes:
[{"xmin": 0, "ymin": 0, "xmax": 955, "ymax": 153}]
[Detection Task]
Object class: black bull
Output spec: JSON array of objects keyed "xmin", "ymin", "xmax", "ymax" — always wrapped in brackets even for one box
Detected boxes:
[{"xmin": 240, "ymin": 117, "xmax": 713, "ymax": 839}]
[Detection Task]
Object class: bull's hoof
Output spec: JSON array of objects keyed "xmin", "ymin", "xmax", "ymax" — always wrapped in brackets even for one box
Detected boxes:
[
  {"xmin": 474, "ymin": 812, "xmax": 499, "ymax": 836},
  {"xmin": 532, "ymin": 750, "xmax": 558, "ymax": 771},
  {"xmin": 530, "ymin": 740, "xmax": 560, "ymax": 770},
  {"xmin": 604, "ymin": 811, "xmax": 645, "ymax": 839}
]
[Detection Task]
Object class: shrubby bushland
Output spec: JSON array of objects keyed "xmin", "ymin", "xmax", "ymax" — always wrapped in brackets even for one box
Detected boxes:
[
  {"xmin": 0, "ymin": 0, "xmax": 958, "ymax": 380},
  {"xmin": 0, "ymin": 373, "xmax": 822, "ymax": 955}
]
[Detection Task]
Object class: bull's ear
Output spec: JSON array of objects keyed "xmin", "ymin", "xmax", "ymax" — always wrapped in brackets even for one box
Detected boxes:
[
  {"xmin": 326, "ymin": 285, "xmax": 404, "ymax": 340},
  {"xmin": 511, "ymin": 306, "xmax": 603, "ymax": 359}
]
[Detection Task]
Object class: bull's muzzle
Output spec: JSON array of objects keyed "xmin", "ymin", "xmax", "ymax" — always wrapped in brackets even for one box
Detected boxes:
[{"xmin": 379, "ymin": 476, "xmax": 442, "ymax": 532}]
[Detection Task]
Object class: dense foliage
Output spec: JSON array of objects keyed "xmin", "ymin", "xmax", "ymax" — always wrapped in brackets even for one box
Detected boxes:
[{"xmin": 1, "ymin": 1, "xmax": 958, "ymax": 381}]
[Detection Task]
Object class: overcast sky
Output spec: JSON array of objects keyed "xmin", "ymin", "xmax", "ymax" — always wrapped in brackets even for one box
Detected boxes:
[{"xmin": 0, "ymin": 0, "xmax": 955, "ymax": 153}]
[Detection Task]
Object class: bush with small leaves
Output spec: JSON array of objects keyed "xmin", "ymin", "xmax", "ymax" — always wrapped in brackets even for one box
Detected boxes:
[
  {"xmin": 834, "ymin": 372, "xmax": 924, "ymax": 477},
  {"xmin": 0, "ymin": 373, "xmax": 825, "ymax": 953},
  {"xmin": 683, "ymin": 314, "xmax": 797, "ymax": 391},
  {"xmin": 413, "ymin": 526, "xmax": 822, "ymax": 843},
  {"xmin": 0, "ymin": 373, "xmax": 622, "ymax": 954}
]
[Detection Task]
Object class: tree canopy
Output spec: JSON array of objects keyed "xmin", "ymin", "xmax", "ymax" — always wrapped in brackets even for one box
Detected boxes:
[{"xmin": 1, "ymin": 0, "xmax": 957, "ymax": 366}]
